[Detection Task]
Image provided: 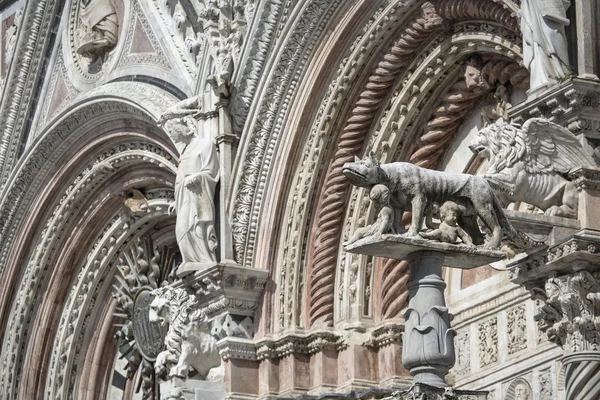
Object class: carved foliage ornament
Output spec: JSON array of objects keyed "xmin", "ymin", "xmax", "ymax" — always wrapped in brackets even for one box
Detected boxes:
[{"xmin": 531, "ymin": 270, "xmax": 600, "ymax": 353}]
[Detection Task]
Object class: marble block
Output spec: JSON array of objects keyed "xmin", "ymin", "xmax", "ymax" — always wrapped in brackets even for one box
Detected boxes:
[
  {"xmin": 160, "ymin": 378, "xmax": 226, "ymax": 400},
  {"xmin": 345, "ymin": 234, "xmax": 505, "ymax": 269}
]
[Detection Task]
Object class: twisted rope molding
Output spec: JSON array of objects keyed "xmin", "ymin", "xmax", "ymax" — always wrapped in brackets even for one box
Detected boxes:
[
  {"xmin": 308, "ymin": 3, "xmax": 445, "ymax": 327},
  {"xmin": 410, "ymin": 58, "xmax": 529, "ymax": 168},
  {"xmin": 308, "ymin": 0, "xmax": 519, "ymax": 327}
]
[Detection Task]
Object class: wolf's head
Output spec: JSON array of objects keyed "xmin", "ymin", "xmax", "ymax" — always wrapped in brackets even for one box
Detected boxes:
[{"xmin": 342, "ymin": 152, "xmax": 381, "ymax": 187}]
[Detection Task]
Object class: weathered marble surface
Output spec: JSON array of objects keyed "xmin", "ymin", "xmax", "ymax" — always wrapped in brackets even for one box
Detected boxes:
[
  {"xmin": 469, "ymin": 118, "xmax": 596, "ymax": 219},
  {"xmin": 520, "ymin": 0, "xmax": 571, "ymax": 91},
  {"xmin": 345, "ymin": 235, "xmax": 505, "ymax": 270}
]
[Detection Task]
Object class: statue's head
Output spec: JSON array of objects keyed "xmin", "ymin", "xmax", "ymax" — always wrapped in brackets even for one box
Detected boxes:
[
  {"xmin": 463, "ymin": 55, "xmax": 489, "ymax": 91},
  {"xmin": 149, "ymin": 294, "xmax": 170, "ymax": 328},
  {"xmin": 420, "ymin": 2, "xmax": 443, "ymax": 30},
  {"xmin": 343, "ymin": 152, "xmax": 381, "ymax": 187},
  {"xmin": 439, "ymin": 201, "xmax": 458, "ymax": 226},
  {"xmin": 149, "ymin": 287, "xmax": 199, "ymax": 329},
  {"xmin": 369, "ymin": 184, "xmax": 390, "ymax": 205},
  {"xmin": 513, "ymin": 380, "xmax": 532, "ymax": 400}
]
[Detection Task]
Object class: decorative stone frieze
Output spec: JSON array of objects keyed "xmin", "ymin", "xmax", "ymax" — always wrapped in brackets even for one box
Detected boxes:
[
  {"xmin": 255, "ymin": 331, "xmax": 349, "ymax": 360},
  {"xmin": 477, "ymin": 318, "xmax": 498, "ymax": 368},
  {"xmin": 510, "ymin": 79, "xmax": 600, "ymax": 141},
  {"xmin": 454, "ymin": 330, "xmax": 471, "ymax": 376},
  {"xmin": 383, "ymin": 383, "xmax": 487, "ymax": 400},
  {"xmin": 506, "ymin": 306, "xmax": 527, "ymax": 355}
]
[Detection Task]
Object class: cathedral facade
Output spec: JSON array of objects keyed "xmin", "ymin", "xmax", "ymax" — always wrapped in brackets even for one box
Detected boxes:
[{"xmin": 0, "ymin": 0, "xmax": 599, "ymax": 399}]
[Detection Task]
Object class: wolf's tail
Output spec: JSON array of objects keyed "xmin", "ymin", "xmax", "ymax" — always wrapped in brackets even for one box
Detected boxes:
[{"xmin": 492, "ymin": 193, "xmax": 544, "ymax": 249}]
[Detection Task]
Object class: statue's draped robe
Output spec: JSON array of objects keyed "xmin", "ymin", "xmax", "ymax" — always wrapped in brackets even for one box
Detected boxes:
[
  {"xmin": 175, "ymin": 136, "xmax": 219, "ymax": 264},
  {"xmin": 79, "ymin": 0, "xmax": 118, "ymax": 45},
  {"xmin": 520, "ymin": 0, "xmax": 571, "ymax": 90}
]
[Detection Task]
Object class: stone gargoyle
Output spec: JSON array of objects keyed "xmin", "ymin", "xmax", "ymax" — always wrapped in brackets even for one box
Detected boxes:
[
  {"xmin": 342, "ymin": 153, "xmax": 528, "ymax": 249},
  {"xmin": 149, "ymin": 287, "xmax": 223, "ymax": 382},
  {"xmin": 469, "ymin": 118, "xmax": 596, "ymax": 218}
]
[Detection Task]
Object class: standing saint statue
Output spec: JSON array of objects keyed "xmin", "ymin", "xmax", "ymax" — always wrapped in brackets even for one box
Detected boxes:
[
  {"xmin": 160, "ymin": 98, "xmax": 220, "ymax": 270},
  {"xmin": 520, "ymin": 0, "xmax": 571, "ymax": 90}
]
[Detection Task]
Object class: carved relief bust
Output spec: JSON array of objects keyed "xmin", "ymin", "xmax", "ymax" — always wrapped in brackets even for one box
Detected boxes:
[{"xmin": 506, "ymin": 378, "xmax": 533, "ymax": 400}]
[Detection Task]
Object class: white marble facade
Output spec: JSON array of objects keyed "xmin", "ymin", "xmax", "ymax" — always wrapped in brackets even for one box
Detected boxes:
[{"xmin": 0, "ymin": 0, "xmax": 599, "ymax": 399}]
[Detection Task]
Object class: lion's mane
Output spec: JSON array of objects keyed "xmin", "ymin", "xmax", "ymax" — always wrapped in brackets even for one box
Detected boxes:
[
  {"xmin": 151, "ymin": 287, "xmax": 206, "ymax": 369},
  {"xmin": 476, "ymin": 123, "xmax": 526, "ymax": 174}
]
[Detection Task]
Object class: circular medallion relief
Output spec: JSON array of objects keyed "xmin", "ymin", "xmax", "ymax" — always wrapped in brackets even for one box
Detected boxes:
[
  {"xmin": 506, "ymin": 378, "xmax": 533, "ymax": 400},
  {"xmin": 67, "ymin": 0, "xmax": 126, "ymax": 80},
  {"xmin": 132, "ymin": 288, "xmax": 167, "ymax": 361}
]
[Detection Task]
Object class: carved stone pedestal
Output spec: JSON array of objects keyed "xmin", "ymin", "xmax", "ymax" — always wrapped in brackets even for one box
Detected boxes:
[
  {"xmin": 347, "ymin": 235, "xmax": 504, "ymax": 389},
  {"xmin": 384, "ymin": 383, "xmax": 487, "ymax": 400},
  {"xmin": 160, "ymin": 377, "xmax": 225, "ymax": 400}
]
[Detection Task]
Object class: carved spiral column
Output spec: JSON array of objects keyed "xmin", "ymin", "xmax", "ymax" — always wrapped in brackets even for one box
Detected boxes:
[
  {"xmin": 308, "ymin": 2, "xmax": 444, "ymax": 327},
  {"xmin": 410, "ymin": 58, "xmax": 529, "ymax": 169}
]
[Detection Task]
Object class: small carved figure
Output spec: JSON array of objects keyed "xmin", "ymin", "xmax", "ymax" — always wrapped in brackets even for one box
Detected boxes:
[
  {"xmin": 520, "ymin": 0, "xmax": 571, "ymax": 90},
  {"xmin": 158, "ymin": 96, "xmax": 202, "ymax": 126},
  {"xmin": 469, "ymin": 118, "xmax": 596, "ymax": 218},
  {"xmin": 76, "ymin": 0, "xmax": 119, "ymax": 59},
  {"xmin": 342, "ymin": 153, "xmax": 523, "ymax": 249},
  {"xmin": 149, "ymin": 287, "xmax": 223, "ymax": 381},
  {"xmin": 160, "ymin": 99, "xmax": 220, "ymax": 268},
  {"xmin": 419, "ymin": 201, "xmax": 473, "ymax": 246},
  {"xmin": 481, "ymin": 85, "xmax": 511, "ymax": 127},
  {"xmin": 345, "ymin": 184, "xmax": 394, "ymax": 245}
]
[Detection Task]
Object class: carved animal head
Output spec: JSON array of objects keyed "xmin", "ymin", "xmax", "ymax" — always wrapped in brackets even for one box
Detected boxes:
[
  {"xmin": 463, "ymin": 55, "xmax": 490, "ymax": 91},
  {"xmin": 468, "ymin": 123, "xmax": 525, "ymax": 174},
  {"xmin": 342, "ymin": 152, "xmax": 382, "ymax": 187},
  {"xmin": 149, "ymin": 287, "xmax": 207, "ymax": 332}
]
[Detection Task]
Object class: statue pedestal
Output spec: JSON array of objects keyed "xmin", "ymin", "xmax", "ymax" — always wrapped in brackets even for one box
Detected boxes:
[
  {"xmin": 346, "ymin": 235, "xmax": 504, "ymax": 389},
  {"xmin": 160, "ymin": 377, "xmax": 225, "ymax": 400},
  {"xmin": 176, "ymin": 261, "xmax": 218, "ymax": 277},
  {"xmin": 383, "ymin": 383, "xmax": 488, "ymax": 400}
]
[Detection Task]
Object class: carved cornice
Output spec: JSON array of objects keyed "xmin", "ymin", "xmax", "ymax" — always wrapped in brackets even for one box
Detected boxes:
[
  {"xmin": 510, "ymin": 78, "xmax": 600, "ymax": 140},
  {"xmin": 182, "ymin": 263, "xmax": 268, "ymax": 317},
  {"xmin": 569, "ymin": 167, "xmax": 600, "ymax": 191},
  {"xmin": 508, "ymin": 230, "xmax": 600, "ymax": 284},
  {"xmin": 255, "ymin": 331, "xmax": 348, "ymax": 360},
  {"xmin": 364, "ymin": 322, "xmax": 404, "ymax": 348}
]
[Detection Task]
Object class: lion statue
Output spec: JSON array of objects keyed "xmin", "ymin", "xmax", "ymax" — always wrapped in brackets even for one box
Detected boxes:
[
  {"xmin": 149, "ymin": 287, "xmax": 223, "ymax": 382},
  {"xmin": 469, "ymin": 118, "xmax": 596, "ymax": 218}
]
